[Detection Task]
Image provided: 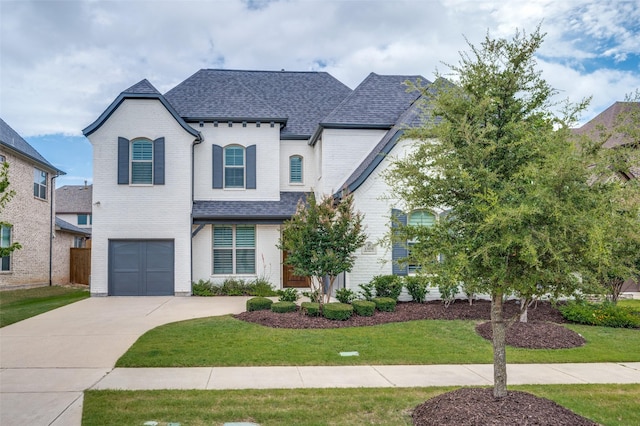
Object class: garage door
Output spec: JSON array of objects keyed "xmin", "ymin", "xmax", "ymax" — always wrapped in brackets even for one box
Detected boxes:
[{"xmin": 108, "ymin": 240, "xmax": 174, "ymax": 296}]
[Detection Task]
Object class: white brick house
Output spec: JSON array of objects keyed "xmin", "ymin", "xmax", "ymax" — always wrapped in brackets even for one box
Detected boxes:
[{"xmin": 83, "ymin": 69, "xmax": 431, "ymax": 296}]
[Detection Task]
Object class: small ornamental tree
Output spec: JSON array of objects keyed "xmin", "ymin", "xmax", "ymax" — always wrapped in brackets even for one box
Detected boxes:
[
  {"xmin": 278, "ymin": 193, "xmax": 366, "ymax": 305},
  {"xmin": 386, "ymin": 26, "xmax": 639, "ymax": 398},
  {"xmin": 0, "ymin": 161, "xmax": 22, "ymax": 258}
]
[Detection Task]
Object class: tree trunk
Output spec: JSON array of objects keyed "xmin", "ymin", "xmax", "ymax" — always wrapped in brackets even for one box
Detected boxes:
[
  {"xmin": 491, "ymin": 292, "xmax": 508, "ymax": 398},
  {"xmin": 519, "ymin": 298, "xmax": 528, "ymax": 323}
]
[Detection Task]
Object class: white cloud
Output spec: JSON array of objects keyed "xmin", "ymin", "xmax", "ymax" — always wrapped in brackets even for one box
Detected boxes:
[{"xmin": 1, "ymin": 0, "xmax": 638, "ymax": 136}]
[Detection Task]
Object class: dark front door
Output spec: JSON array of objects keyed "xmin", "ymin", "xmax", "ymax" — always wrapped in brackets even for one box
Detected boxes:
[
  {"xmin": 282, "ymin": 251, "xmax": 310, "ymax": 288},
  {"xmin": 108, "ymin": 240, "xmax": 174, "ymax": 296}
]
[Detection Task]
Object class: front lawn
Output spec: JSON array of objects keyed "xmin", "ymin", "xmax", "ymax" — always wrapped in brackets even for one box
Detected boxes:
[
  {"xmin": 82, "ymin": 384, "xmax": 640, "ymax": 426},
  {"xmin": 116, "ymin": 315, "xmax": 640, "ymax": 367},
  {"xmin": 0, "ymin": 285, "xmax": 89, "ymax": 327}
]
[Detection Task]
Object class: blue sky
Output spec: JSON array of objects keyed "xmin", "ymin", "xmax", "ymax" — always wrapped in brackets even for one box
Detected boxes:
[{"xmin": 1, "ymin": 0, "xmax": 639, "ymax": 187}]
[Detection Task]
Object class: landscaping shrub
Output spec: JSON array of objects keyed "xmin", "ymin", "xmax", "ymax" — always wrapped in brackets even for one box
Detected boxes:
[
  {"xmin": 373, "ymin": 297, "xmax": 397, "ymax": 312},
  {"xmin": 335, "ymin": 288, "xmax": 358, "ymax": 304},
  {"xmin": 301, "ymin": 301, "xmax": 320, "ymax": 316},
  {"xmin": 358, "ymin": 282, "xmax": 375, "ymax": 301},
  {"xmin": 246, "ymin": 297, "xmax": 273, "ymax": 312},
  {"xmin": 249, "ymin": 278, "xmax": 278, "ymax": 297},
  {"xmin": 559, "ymin": 300, "xmax": 640, "ymax": 328},
  {"xmin": 352, "ymin": 300, "xmax": 376, "ymax": 316},
  {"xmin": 271, "ymin": 301, "xmax": 298, "ymax": 313},
  {"xmin": 303, "ymin": 289, "xmax": 322, "ymax": 303},
  {"xmin": 278, "ymin": 288, "xmax": 300, "ymax": 302},
  {"xmin": 191, "ymin": 279, "xmax": 214, "ymax": 296},
  {"xmin": 404, "ymin": 276, "xmax": 429, "ymax": 303},
  {"xmin": 221, "ymin": 278, "xmax": 251, "ymax": 296},
  {"xmin": 322, "ymin": 302, "xmax": 354, "ymax": 320},
  {"xmin": 371, "ymin": 275, "xmax": 403, "ymax": 301}
]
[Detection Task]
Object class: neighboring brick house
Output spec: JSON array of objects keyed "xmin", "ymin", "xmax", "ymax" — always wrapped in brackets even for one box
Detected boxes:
[
  {"xmin": 0, "ymin": 118, "xmax": 65, "ymax": 288},
  {"xmin": 83, "ymin": 69, "xmax": 436, "ymax": 296},
  {"xmin": 52, "ymin": 217, "xmax": 91, "ymax": 284}
]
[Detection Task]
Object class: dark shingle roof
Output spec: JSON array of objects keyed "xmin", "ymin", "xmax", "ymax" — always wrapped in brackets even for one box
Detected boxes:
[
  {"xmin": 55, "ymin": 217, "xmax": 91, "ymax": 236},
  {"xmin": 321, "ymin": 73, "xmax": 426, "ymax": 127},
  {"xmin": 56, "ymin": 185, "xmax": 93, "ymax": 214},
  {"xmin": 0, "ymin": 117, "xmax": 62, "ymax": 173},
  {"xmin": 193, "ymin": 192, "xmax": 306, "ymax": 223},
  {"xmin": 124, "ymin": 79, "xmax": 161, "ymax": 95},
  {"xmin": 573, "ymin": 102, "xmax": 640, "ymax": 148},
  {"xmin": 164, "ymin": 69, "xmax": 352, "ymax": 138}
]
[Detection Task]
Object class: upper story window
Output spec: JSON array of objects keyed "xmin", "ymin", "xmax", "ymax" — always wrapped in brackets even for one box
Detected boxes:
[
  {"xmin": 224, "ymin": 145, "xmax": 245, "ymax": 188},
  {"xmin": 0, "ymin": 155, "xmax": 5, "ymax": 162},
  {"xmin": 1, "ymin": 225, "xmax": 12, "ymax": 271},
  {"xmin": 131, "ymin": 139, "xmax": 153, "ymax": 184},
  {"xmin": 33, "ymin": 168, "xmax": 48, "ymax": 199},
  {"xmin": 117, "ymin": 137, "xmax": 165, "ymax": 186},
  {"xmin": 77, "ymin": 214, "xmax": 92, "ymax": 226},
  {"xmin": 289, "ymin": 155, "xmax": 303, "ymax": 184}
]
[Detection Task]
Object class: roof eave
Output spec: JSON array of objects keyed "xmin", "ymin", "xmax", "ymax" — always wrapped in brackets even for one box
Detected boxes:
[{"xmin": 0, "ymin": 141, "xmax": 66, "ymax": 175}]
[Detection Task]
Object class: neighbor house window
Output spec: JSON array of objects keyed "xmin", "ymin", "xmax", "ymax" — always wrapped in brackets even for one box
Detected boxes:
[
  {"xmin": 212, "ymin": 225, "xmax": 255, "ymax": 274},
  {"xmin": 289, "ymin": 155, "xmax": 303, "ymax": 183},
  {"xmin": 77, "ymin": 214, "xmax": 92, "ymax": 226},
  {"xmin": 131, "ymin": 139, "xmax": 153, "ymax": 184},
  {"xmin": 33, "ymin": 168, "xmax": 48, "ymax": 199},
  {"xmin": 407, "ymin": 210, "xmax": 436, "ymax": 274},
  {"xmin": 73, "ymin": 237, "xmax": 85, "ymax": 248},
  {"xmin": 1, "ymin": 225, "xmax": 12, "ymax": 271},
  {"xmin": 0, "ymin": 155, "xmax": 5, "ymax": 162},
  {"xmin": 224, "ymin": 146, "xmax": 245, "ymax": 188}
]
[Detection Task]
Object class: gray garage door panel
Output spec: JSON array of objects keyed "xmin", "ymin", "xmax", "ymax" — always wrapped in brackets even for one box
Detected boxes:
[{"xmin": 109, "ymin": 240, "xmax": 174, "ymax": 296}]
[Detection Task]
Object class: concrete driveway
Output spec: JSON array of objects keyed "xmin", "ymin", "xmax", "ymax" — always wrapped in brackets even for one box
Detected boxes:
[{"xmin": 0, "ymin": 296, "xmax": 250, "ymax": 426}]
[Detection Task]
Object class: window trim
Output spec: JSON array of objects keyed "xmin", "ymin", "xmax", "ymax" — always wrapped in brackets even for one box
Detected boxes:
[
  {"xmin": 130, "ymin": 138, "xmax": 154, "ymax": 185},
  {"xmin": 223, "ymin": 145, "xmax": 246, "ymax": 189},
  {"xmin": 289, "ymin": 155, "xmax": 303, "ymax": 184},
  {"xmin": 1, "ymin": 225, "xmax": 13, "ymax": 272},
  {"xmin": 212, "ymin": 225, "xmax": 256, "ymax": 275},
  {"xmin": 77, "ymin": 214, "xmax": 92, "ymax": 226},
  {"xmin": 33, "ymin": 168, "xmax": 48, "ymax": 200}
]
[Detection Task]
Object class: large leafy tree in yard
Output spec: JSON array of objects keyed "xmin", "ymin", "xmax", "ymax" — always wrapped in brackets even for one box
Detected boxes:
[
  {"xmin": 386, "ymin": 27, "xmax": 638, "ymax": 398},
  {"xmin": 278, "ymin": 193, "xmax": 366, "ymax": 305},
  {"xmin": 1, "ymin": 161, "xmax": 22, "ymax": 257}
]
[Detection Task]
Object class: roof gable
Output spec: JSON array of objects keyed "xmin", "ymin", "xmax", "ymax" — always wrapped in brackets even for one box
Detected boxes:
[
  {"xmin": 573, "ymin": 102, "xmax": 640, "ymax": 148},
  {"xmin": 164, "ymin": 69, "xmax": 352, "ymax": 138},
  {"xmin": 0, "ymin": 117, "xmax": 62, "ymax": 173}
]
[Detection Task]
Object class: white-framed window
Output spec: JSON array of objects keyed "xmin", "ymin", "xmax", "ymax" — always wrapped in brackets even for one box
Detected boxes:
[
  {"xmin": 0, "ymin": 155, "xmax": 5, "ymax": 163},
  {"xmin": 289, "ymin": 155, "xmax": 303, "ymax": 184},
  {"xmin": 224, "ymin": 145, "xmax": 245, "ymax": 188},
  {"xmin": 1, "ymin": 225, "xmax": 12, "ymax": 271},
  {"xmin": 407, "ymin": 210, "xmax": 436, "ymax": 274},
  {"xmin": 77, "ymin": 214, "xmax": 92, "ymax": 226},
  {"xmin": 73, "ymin": 237, "xmax": 85, "ymax": 248},
  {"xmin": 212, "ymin": 225, "xmax": 256, "ymax": 274},
  {"xmin": 33, "ymin": 168, "xmax": 48, "ymax": 199},
  {"xmin": 131, "ymin": 139, "xmax": 153, "ymax": 184}
]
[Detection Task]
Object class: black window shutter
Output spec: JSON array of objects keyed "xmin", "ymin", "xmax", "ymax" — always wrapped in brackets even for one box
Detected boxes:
[
  {"xmin": 212, "ymin": 144, "xmax": 223, "ymax": 188},
  {"xmin": 153, "ymin": 137, "xmax": 165, "ymax": 185},
  {"xmin": 246, "ymin": 145, "xmax": 256, "ymax": 189},
  {"xmin": 117, "ymin": 137, "xmax": 129, "ymax": 185},
  {"xmin": 391, "ymin": 208, "xmax": 408, "ymax": 276}
]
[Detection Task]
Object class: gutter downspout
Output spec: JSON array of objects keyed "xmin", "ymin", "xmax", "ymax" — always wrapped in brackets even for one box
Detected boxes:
[
  {"xmin": 49, "ymin": 173, "xmax": 59, "ymax": 286},
  {"xmin": 190, "ymin": 134, "xmax": 204, "ymax": 292}
]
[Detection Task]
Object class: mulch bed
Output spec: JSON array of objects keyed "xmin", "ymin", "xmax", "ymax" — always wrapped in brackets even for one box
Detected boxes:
[
  {"xmin": 236, "ymin": 299, "xmax": 596, "ymax": 424},
  {"xmin": 412, "ymin": 388, "xmax": 598, "ymax": 426}
]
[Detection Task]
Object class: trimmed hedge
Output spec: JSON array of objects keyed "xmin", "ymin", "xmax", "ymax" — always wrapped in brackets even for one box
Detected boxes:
[
  {"xmin": 271, "ymin": 301, "xmax": 298, "ymax": 313},
  {"xmin": 560, "ymin": 301, "xmax": 640, "ymax": 328},
  {"xmin": 301, "ymin": 301, "xmax": 320, "ymax": 316},
  {"xmin": 352, "ymin": 300, "xmax": 375, "ymax": 317},
  {"xmin": 323, "ymin": 302, "xmax": 354, "ymax": 321},
  {"xmin": 371, "ymin": 275, "xmax": 403, "ymax": 301},
  {"xmin": 373, "ymin": 297, "xmax": 396, "ymax": 312},
  {"xmin": 246, "ymin": 297, "xmax": 273, "ymax": 312}
]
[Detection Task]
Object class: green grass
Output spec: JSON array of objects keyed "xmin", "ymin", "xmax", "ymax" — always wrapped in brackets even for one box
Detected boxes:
[
  {"xmin": 117, "ymin": 315, "xmax": 640, "ymax": 367},
  {"xmin": 0, "ymin": 286, "xmax": 89, "ymax": 327},
  {"xmin": 82, "ymin": 384, "xmax": 640, "ymax": 426}
]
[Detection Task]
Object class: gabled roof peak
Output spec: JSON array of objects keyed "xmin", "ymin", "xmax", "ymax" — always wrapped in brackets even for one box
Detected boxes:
[{"xmin": 124, "ymin": 79, "xmax": 161, "ymax": 95}]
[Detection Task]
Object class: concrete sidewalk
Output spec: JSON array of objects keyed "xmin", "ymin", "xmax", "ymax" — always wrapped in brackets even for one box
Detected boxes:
[{"xmin": 2, "ymin": 296, "xmax": 639, "ymax": 426}]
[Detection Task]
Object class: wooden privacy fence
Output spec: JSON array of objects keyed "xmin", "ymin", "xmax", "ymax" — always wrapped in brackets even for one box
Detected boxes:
[{"xmin": 70, "ymin": 248, "xmax": 91, "ymax": 285}]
